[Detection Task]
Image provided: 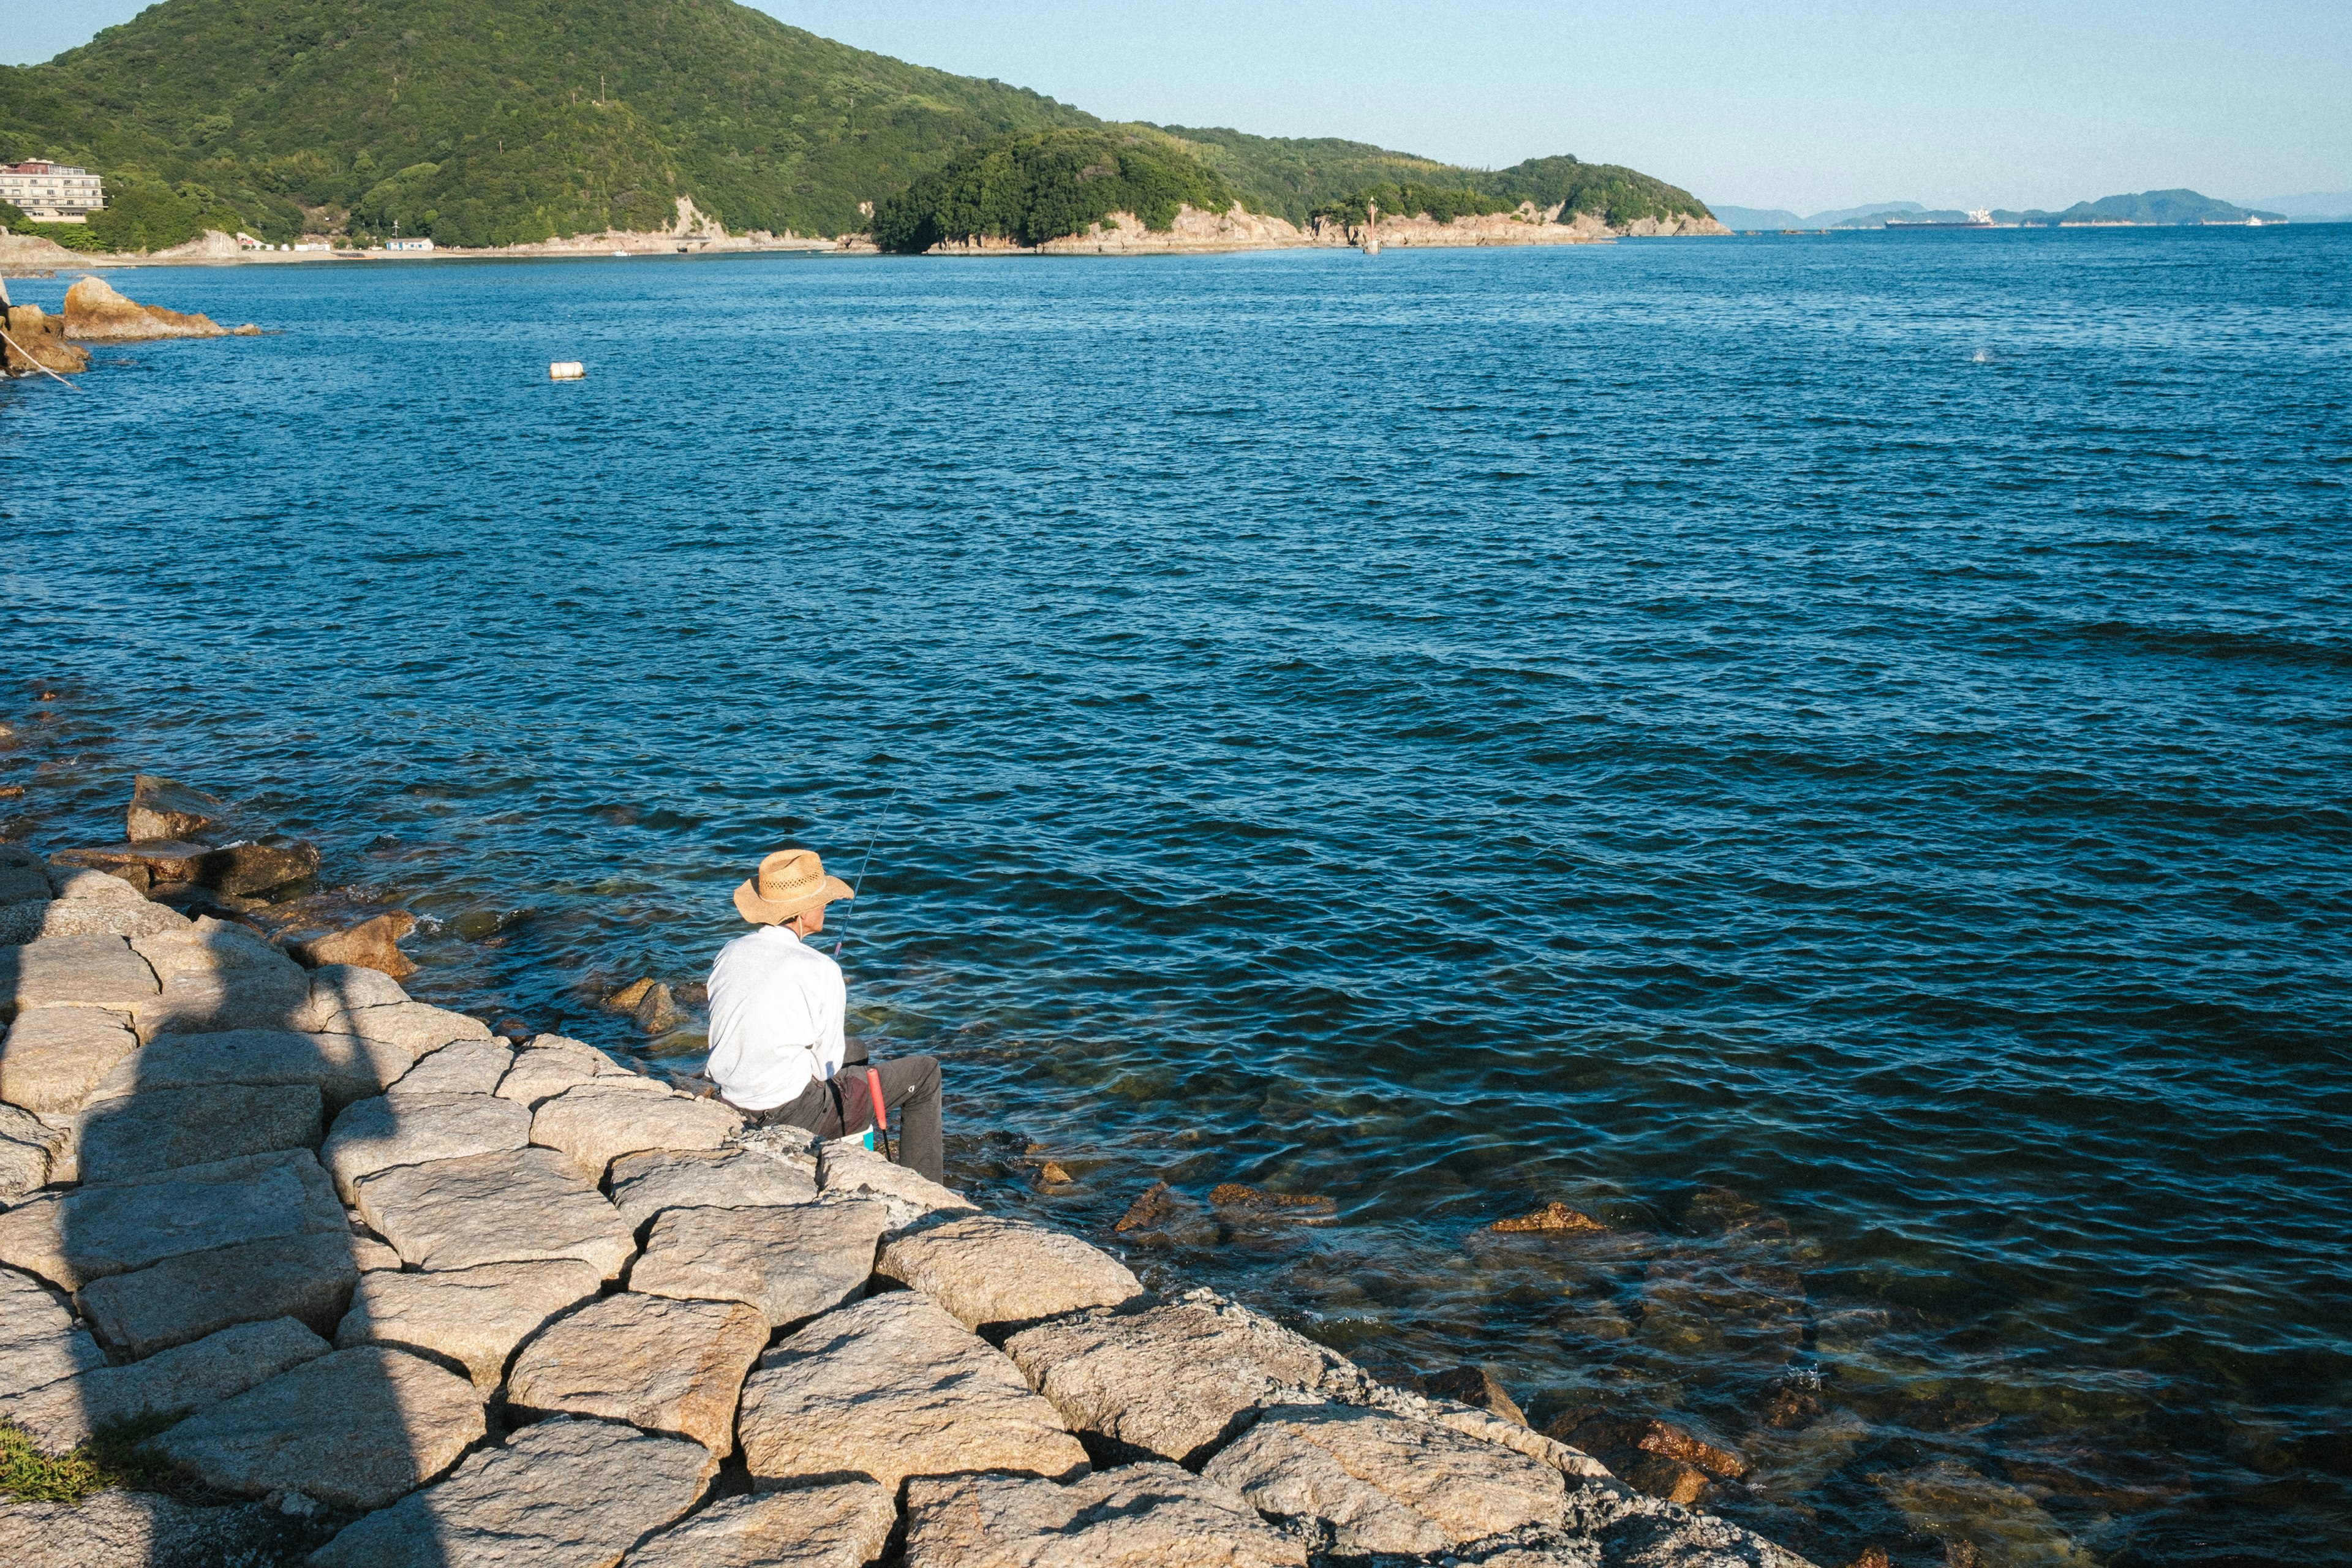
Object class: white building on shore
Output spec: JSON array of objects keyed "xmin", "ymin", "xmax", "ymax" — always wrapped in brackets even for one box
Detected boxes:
[{"xmin": 0, "ymin": 160, "xmax": 105, "ymax": 223}]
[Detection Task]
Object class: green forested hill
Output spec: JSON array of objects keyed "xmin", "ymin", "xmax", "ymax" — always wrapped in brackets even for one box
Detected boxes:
[{"xmin": 0, "ymin": 0, "xmax": 1710, "ymax": 249}]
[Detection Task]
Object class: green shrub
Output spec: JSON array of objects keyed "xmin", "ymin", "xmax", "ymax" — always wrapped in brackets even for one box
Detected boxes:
[
  {"xmin": 1308, "ymin": 181, "xmax": 1515, "ymax": 227},
  {"xmin": 0, "ymin": 198, "xmax": 25, "ymax": 230},
  {"xmin": 872, "ymin": 127, "xmax": 1234, "ymax": 251}
]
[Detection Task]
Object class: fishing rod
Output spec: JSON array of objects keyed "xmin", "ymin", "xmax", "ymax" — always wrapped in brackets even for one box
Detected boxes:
[{"xmin": 831, "ymin": 785, "xmax": 897, "ymax": 1159}]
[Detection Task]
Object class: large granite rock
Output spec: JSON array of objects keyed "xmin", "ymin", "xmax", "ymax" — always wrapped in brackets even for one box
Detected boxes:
[
  {"xmin": 322, "ymin": 1091, "xmax": 531, "ymax": 1201},
  {"xmin": 0, "ymin": 1488, "xmax": 307, "ymax": 1568},
  {"xmin": 1202, "ymin": 1403, "xmax": 1568, "ymax": 1555},
  {"xmin": 529, "ymin": 1081, "xmax": 739, "ymax": 1177},
  {"xmin": 10, "ymin": 896, "xmax": 186, "ymax": 943},
  {"xmin": 285, "ymin": 911, "xmax": 418, "ymax": 979},
  {"xmin": 62, "ymin": 276, "xmax": 232, "ymax": 341},
  {"xmin": 0, "ymin": 935, "xmax": 159, "ymax": 1023},
  {"xmin": 287, "ymin": 963, "xmax": 410, "ymax": 1029},
  {"xmin": 44, "ymin": 867, "xmax": 151, "ymax": 905},
  {"xmin": 310, "ymin": 1415, "xmax": 717, "ymax": 1568},
  {"xmin": 305, "ymin": 1000, "xmax": 491, "ymax": 1058},
  {"xmin": 495, "ymin": 1035, "xmax": 649, "ymax": 1109},
  {"xmin": 86, "ymin": 1027, "xmax": 414, "ymax": 1114},
  {"xmin": 76, "ymin": 1231, "xmax": 358, "ymax": 1357},
  {"xmin": 126, "ymin": 775, "xmax": 227, "ymax": 844},
  {"xmin": 507, "ymin": 1292, "xmax": 767, "ymax": 1454},
  {"xmin": 56, "ymin": 839, "xmax": 316, "ymax": 897},
  {"xmin": 335, "ymin": 1258, "xmax": 602, "ymax": 1390},
  {"xmin": 0, "ymin": 1147, "xmax": 344, "ymax": 1290},
  {"xmin": 0, "ymin": 1266, "xmax": 105, "ymax": 1400},
  {"xmin": 72, "ymin": 1082, "xmax": 323, "ymax": 1183},
  {"xmin": 629, "ymin": 1199, "xmax": 885, "ymax": 1329},
  {"xmin": 0, "ymin": 901, "xmax": 48, "ymax": 948},
  {"xmin": 737, "ymin": 1291, "xmax": 1088, "ymax": 1493},
  {"xmin": 148, "ymin": 1345, "xmax": 484, "ymax": 1511},
  {"xmin": 817, "ymin": 1136, "xmax": 978, "ymax": 1226},
  {"xmin": 0, "ymin": 1103, "xmax": 65, "ymax": 1197},
  {"xmin": 1003, "ymin": 1289, "xmax": 1373, "ymax": 1466},
  {"xmin": 608, "ymin": 1144, "xmax": 819, "ymax": 1230},
  {"xmin": 387, "ymin": 1038, "xmax": 513, "ymax": 1098},
  {"xmin": 0, "ymin": 1316, "xmax": 330, "ymax": 1452},
  {"xmin": 903, "ymin": 1463, "xmax": 1310, "ymax": 1567},
  {"xmin": 130, "ymin": 917, "xmax": 312, "ymax": 1036},
  {"xmin": 879, "ymin": 1211, "xmax": 1145, "ymax": 1335},
  {"xmin": 624, "ymin": 1479, "xmax": 896, "ymax": 1568},
  {"xmin": 353, "ymin": 1146, "xmax": 635, "ymax": 1278},
  {"xmin": 0, "ymin": 1006, "xmax": 140, "ymax": 1112},
  {"xmin": 0, "ymin": 854, "xmax": 50, "ymax": 908}
]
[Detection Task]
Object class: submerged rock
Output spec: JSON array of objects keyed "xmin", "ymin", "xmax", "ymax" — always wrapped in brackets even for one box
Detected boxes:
[
  {"xmin": 1493, "ymin": 1201, "xmax": 1610, "ymax": 1235},
  {"xmin": 62, "ymin": 275, "xmax": 230, "ymax": 341},
  {"xmin": 1544, "ymin": 1412, "xmax": 1747, "ymax": 1506},
  {"xmin": 285, "ymin": 910, "xmax": 418, "ymax": 979},
  {"xmin": 126, "ymin": 774, "xmax": 227, "ymax": 843},
  {"xmin": 1209, "ymin": 1182, "xmax": 1337, "ymax": 1223},
  {"xmin": 1420, "ymin": 1362, "xmax": 1529, "ymax": 1426}
]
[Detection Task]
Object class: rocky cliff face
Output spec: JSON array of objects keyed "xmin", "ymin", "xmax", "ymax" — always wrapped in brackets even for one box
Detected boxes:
[{"xmin": 927, "ymin": 200, "xmax": 1726, "ymax": 255}]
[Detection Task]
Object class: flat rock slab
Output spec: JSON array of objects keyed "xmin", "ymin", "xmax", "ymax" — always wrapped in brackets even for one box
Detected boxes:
[
  {"xmin": 353, "ymin": 1145, "xmax": 635, "ymax": 1278},
  {"xmin": 72, "ymin": 1082, "xmax": 323, "ymax": 1183},
  {"xmin": 311, "ymin": 1415, "xmax": 718, "ymax": 1568},
  {"xmin": 904, "ymin": 1463, "xmax": 1310, "ymax": 1567},
  {"xmin": 0, "ymin": 1488, "xmax": 310, "ymax": 1568},
  {"xmin": 0, "ymin": 1147, "xmax": 344, "ymax": 1290},
  {"xmin": 323, "ymin": 1090, "xmax": 530, "ymax": 1201},
  {"xmin": 0, "ymin": 935, "xmax": 158, "ymax": 1022},
  {"xmin": 1005, "ymin": 1289, "xmax": 1373, "ymax": 1466},
  {"xmin": 880, "ymin": 1212, "xmax": 1145, "ymax": 1334},
  {"xmin": 624, "ymin": 1479, "xmax": 896, "ymax": 1567},
  {"xmin": 530, "ymin": 1082, "xmax": 741, "ymax": 1178},
  {"xmin": 131, "ymin": 918, "xmax": 311, "ymax": 1035},
  {"xmin": 77, "ymin": 1231, "xmax": 358, "ymax": 1358},
  {"xmin": 630, "ymin": 1199, "xmax": 885, "ymax": 1329},
  {"xmin": 149, "ymin": 1345, "xmax": 484, "ymax": 1512},
  {"xmin": 337, "ymin": 1258, "xmax": 603, "ymax": 1390},
  {"xmin": 9, "ymin": 898, "xmax": 186, "ymax": 942},
  {"xmin": 0, "ymin": 1316, "xmax": 330, "ymax": 1452},
  {"xmin": 737, "ymin": 1290, "xmax": 1088, "ymax": 1494},
  {"xmin": 609, "ymin": 1144, "xmax": 819, "ymax": 1230},
  {"xmin": 0, "ymin": 1006, "xmax": 140, "ymax": 1114},
  {"xmin": 1202, "ymin": 1403, "xmax": 1568, "ymax": 1555},
  {"xmin": 496, "ymin": 1037, "xmax": 646, "ymax": 1109},
  {"xmin": 0, "ymin": 1103, "xmax": 64, "ymax": 1197},
  {"xmin": 507, "ymin": 1291, "xmax": 767, "ymax": 1454},
  {"xmin": 288, "ymin": 963, "xmax": 411, "ymax": 1030},
  {"xmin": 0, "ymin": 1266, "xmax": 105, "ymax": 1401},
  {"xmin": 387, "ymin": 1039, "xmax": 512, "ymax": 1098},
  {"xmin": 818, "ymin": 1137, "xmax": 978, "ymax": 1227},
  {"xmin": 336, "ymin": 1000, "xmax": 496, "ymax": 1055},
  {"xmin": 86, "ymin": 1027, "xmax": 414, "ymax": 1114}
]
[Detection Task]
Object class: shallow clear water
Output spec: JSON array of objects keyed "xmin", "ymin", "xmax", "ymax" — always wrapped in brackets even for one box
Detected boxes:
[{"xmin": 5, "ymin": 230, "xmax": 2349, "ymax": 1565}]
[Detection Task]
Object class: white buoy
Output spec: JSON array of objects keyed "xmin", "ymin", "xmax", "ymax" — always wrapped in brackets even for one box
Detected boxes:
[{"xmin": 549, "ymin": 361, "xmax": 586, "ymax": 380}]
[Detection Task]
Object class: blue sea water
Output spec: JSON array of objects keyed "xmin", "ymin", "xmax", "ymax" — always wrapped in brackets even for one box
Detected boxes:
[{"xmin": 4, "ymin": 228, "xmax": 2348, "ymax": 1564}]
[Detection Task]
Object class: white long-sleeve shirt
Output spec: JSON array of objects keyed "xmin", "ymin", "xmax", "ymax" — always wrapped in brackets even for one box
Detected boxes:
[{"xmin": 703, "ymin": 925, "xmax": 845, "ymax": 1111}]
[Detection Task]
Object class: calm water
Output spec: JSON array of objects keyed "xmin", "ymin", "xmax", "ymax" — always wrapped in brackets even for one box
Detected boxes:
[{"xmin": 5, "ymin": 230, "xmax": 2348, "ymax": 1565}]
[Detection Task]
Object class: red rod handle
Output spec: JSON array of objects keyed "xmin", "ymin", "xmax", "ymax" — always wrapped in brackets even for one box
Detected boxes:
[{"xmin": 864, "ymin": 1067, "xmax": 891, "ymax": 1161}]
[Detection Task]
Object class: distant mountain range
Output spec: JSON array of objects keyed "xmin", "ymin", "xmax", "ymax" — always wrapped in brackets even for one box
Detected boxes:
[
  {"xmin": 2255, "ymin": 191, "xmax": 2352, "ymax": 222},
  {"xmin": 1712, "ymin": 189, "xmax": 2294, "ymax": 230}
]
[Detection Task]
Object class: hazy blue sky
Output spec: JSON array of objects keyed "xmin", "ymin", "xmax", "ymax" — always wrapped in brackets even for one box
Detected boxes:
[{"xmin": 7, "ymin": 0, "xmax": 2346, "ymax": 212}]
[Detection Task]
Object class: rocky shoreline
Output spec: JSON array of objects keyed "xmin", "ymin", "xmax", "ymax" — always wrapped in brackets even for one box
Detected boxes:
[{"xmin": 0, "ymin": 774, "xmax": 1816, "ymax": 1567}]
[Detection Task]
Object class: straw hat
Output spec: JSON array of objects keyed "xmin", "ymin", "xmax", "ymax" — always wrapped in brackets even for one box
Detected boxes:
[{"xmin": 733, "ymin": 848, "xmax": 854, "ymax": 925}]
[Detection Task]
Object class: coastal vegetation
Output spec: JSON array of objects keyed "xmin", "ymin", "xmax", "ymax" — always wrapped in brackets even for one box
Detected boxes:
[
  {"xmin": 870, "ymin": 129, "xmax": 1235, "ymax": 252},
  {"xmin": 1307, "ymin": 182, "xmax": 1515, "ymax": 227}
]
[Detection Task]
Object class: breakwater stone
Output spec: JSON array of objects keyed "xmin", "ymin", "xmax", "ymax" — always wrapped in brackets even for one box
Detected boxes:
[
  {"xmin": 77, "ymin": 1231, "xmax": 357, "ymax": 1357},
  {"xmin": 353, "ymin": 1145, "xmax": 635, "ymax": 1277},
  {"xmin": 628, "ymin": 1198, "xmax": 886, "ymax": 1328},
  {"xmin": 386, "ymin": 1038, "xmax": 513, "ymax": 1097},
  {"xmin": 879, "ymin": 1210, "xmax": 1146, "ymax": 1334},
  {"xmin": 903, "ymin": 1463, "xmax": 1309, "ymax": 1567},
  {"xmin": 88, "ymin": 1027, "xmax": 415, "ymax": 1113},
  {"xmin": 495, "ymin": 1035, "xmax": 652, "ymax": 1108},
  {"xmin": 131, "ymin": 918, "xmax": 311, "ymax": 1035},
  {"xmin": 0, "ymin": 1104, "xmax": 66, "ymax": 1197},
  {"xmin": 0, "ymin": 1266, "xmax": 105, "ymax": 1401},
  {"xmin": 0, "ymin": 1316, "xmax": 328, "ymax": 1452},
  {"xmin": 0, "ymin": 1147, "xmax": 344, "ymax": 1290},
  {"xmin": 609, "ymin": 1144, "xmax": 819, "ymax": 1229},
  {"xmin": 336, "ymin": 1257, "xmax": 602, "ymax": 1390},
  {"xmin": 0, "ymin": 934, "xmax": 159, "ymax": 1022},
  {"xmin": 529, "ymin": 1079, "xmax": 742, "ymax": 1178},
  {"xmin": 506, "ymin": 1291, "xmax": 767, "ymax": 1453},
  {"xmin": 816, "ymin": 1136, "xmax": 978, "ymax": 1224},
  {"xmin": 71, "ymin": 1082, "xmax": 323, "ymax": 1183},
  {"xmin": 322, "ymin": 1090, "xmax": 532, "ymax": 1201},
  {"xmin": 622, "ymin": 1479, "xmax": 895, "ymax": 1568},
  {"xmin": 0, "ymin": 1006, "xmax": 140, "ymax": 1112}
]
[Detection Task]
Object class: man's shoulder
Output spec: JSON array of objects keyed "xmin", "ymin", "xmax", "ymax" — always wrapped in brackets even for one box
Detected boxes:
[{"xmin": 714, "ymin": 927, "xmax": 839, "ymax": 979}]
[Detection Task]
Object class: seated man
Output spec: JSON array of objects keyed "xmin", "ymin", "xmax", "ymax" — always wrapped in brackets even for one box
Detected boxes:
[{"xmin": 704, "ymin": 847, "xmax": 943, "ymax": 1182}]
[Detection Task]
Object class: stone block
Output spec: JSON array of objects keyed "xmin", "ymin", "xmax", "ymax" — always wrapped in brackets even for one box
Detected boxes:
[
  {"xmin": 47, "ymin": 867, "xmax": 150, "ymax": 904},
  {"xmin": 86, "ymin": 1027, "xmax": 415, "ymax": 1113},
  {"xmin": 387, "ymin": 1039, "xmax": 511, "ymax": 1098},
  {"xmin": 496, "ymin": 1041, "xmax": 665, "ymax": 1110},
  {"xmin": 71, "ymin": 1082, "xmax": 322, "ymax": 1183},
  {"xmin": 335, "ymin": 1258, "xmax": 602, "ymax": 1390},
  {"xmin": 817, "ymin": 1136, "xmax": 978, "ymax": 1227},
  {"xmin": 0, "ymin": 1102, "xmax": 65, "ymax": 1198},
  {"xmin": 126, "ymin": 774, "xmax": 227, "ymax": 844},
  {"xmin": 76, "ymin": 1231, "xmax": 358, "ymax": 1357},
  {"xmin": 879, "ymin": 1211, "xmax": 1144, "ymax": 1335},
  {"xmin": 1003, "ymin": 1289, "xmax": 1372, "ymax": 1466},
  {"xmin": 0, "ymin": 901, "xmax": 48, "ymax": 947},
  {"xmin": 59, "ymin": 840, "xmax": 317, "ymax": 897},
  {"xmin": 609, "ymin": 1144, "xmax": 819, "ymax": 1230},
  {"xmin": 332, "ymin": 1000, "xmax": 495, "ymax": 1056},
  {"xmin": 1201, "ymin": 1403, "xmax": 1569, "ymax": 1555},
  {"xmin": 0, "ymin": 935, "xmax": 159, "ymax": 1023},
  {"xmin": 322, "ymin": 1091, "xmax": 530, "ymax": 1202},
  {"xmin": 903, "ymin": 1463, "xmax": 1309, "ymax": 1567},
  {"xmin": 288, "ymin": 962, "xmax": 410, "ymax": 1030},
  {"xmin": 623, "ymin": 1479, "xmax": 895, "ymax": 1568},
  {"xmin": 530, "ymin": 1081, "xmax": 741, "ymax": 1179},
  {"xmin": 148, "ymin": 1345, "xmax": 484, "ymax": 1511},
  {"xmin": 0, "ymin": 1265, "xmax": 105, "ymax": 1401},
  {"xmin": 0, "ymin": 862, "xmax": 50, "ymax": 905},
  {"xmin": 285, "ymin": 910, "xmax": 417, "ymax": 979},
  {"xmin": 0, "ymin": 1316, "xmax": 330, "ymax": 1452},
  {"xmin": 0, "ymin": 1488, "xmax": 302, "ymax": 1567},
  {"xmin": 309, "ymin": 1415, "xmax": 717, "ymax": 1568},
  {"xmin": 0, "ymin": 1006, "xmax": 140, "ymax": 1112},
  {"xmin": 15, "ymin": 897, "xmax": 186, "ymax": 942},
  {"xmin": 737, "ymin": 1291, "xmax": 1088, "ymax": 1494},
  {"xmin": 0, "ymin": 1147, "xmax": 344, "ymax": 1291},
  {"xmin": 629, "ymin": 1199, "xmax": 884, "ymax": 1329},
  {"xmin": 353, "ymin": 1146, "xmax": 635, "ymax": 1278},
  {"xmin": 507, "ymin": 1291, "xmax": 767, "ymax": 1454}
]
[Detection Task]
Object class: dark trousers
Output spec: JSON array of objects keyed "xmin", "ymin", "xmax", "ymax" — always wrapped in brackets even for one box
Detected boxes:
[{"xmin": 743, "ymin": 1054, "xmax": 943, "ymax": 1183}]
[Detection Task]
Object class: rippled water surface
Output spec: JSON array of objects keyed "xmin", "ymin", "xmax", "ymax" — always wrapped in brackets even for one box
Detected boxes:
[{"xmin": 6, "ymin": 230, "xmax": 2350, "ymax": 1564}]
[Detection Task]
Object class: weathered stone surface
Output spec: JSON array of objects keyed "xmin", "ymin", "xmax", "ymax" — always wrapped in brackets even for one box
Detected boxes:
[
  {"xmin": 46, "ymin": 866, "xmax": 151, "ymax": 905},
  {"xmin": 497, "ymin": 1038, "xmax": 662, "ymax": 1109},
  {"xmin": 0, "ymin": 1265, "xmax": 104, "ymax": 1400},
  {"xmin": 0, "ymin": 902, "xmax": 48, "ymax": 948},
  {"xmin": 0, "ymin": 1006, "xmax": 139, "ymax": 1112},
  {"xmin": 322, "ymin": 1091, "xmax": 530, "ymax": 1201},
  {"xmin": 1422, "ymin": 1363, "xmax": 1530, "ymax": 1425},
  {"xmin": 880, "ymin": 1211, "xmax": 1145, "ymax": 1334},
  {"xmin": 530, "ymin": 1080, "xmax": 741, "ymax": 1178},
  {"xmin": 0, "ymin": 935, "xmax": 159, "ymax": 1022},
  {"xmin": 49, "ymin": 842, "xmax": 206, "ymax": 891},
  {"xmin": 58, "ymin": 842, "xmax": 314, "ymax": 899},
  {"xmin": 738, "ymin": 1291, "xmax": 1088, "ymax": 1493},
  {"xmin": 903, "ymin": 1463, "xmax": 1309, "ymax": 1568},
  {"xmin": 289, "ymin": 962, "xmax": 411, "ymax": 1028},
  {"xmin": 285, "ymin": 910, "xmax": 418, "ymax": 978},
  {"xmin": 128, "ymin": 918, "xmax": 311, "ymax": 1036},
  {"xmin": 86, "ymin": 1027, "xmax": 414, "ymax": 1113},
  {"xmin": 9, "ymin": 896, "xmax": 186, "ymax": 942},
  {"xmin": 0, "ymin": 1488, "xmax": 307, "ymax": 1568},
  {"xmin": 149, "ymin": 1345, "xmax": 484, "ymax": 1511},
  {"xmin": 1004, "ymin": 1289, "xmax": 1372, "ymax": 1466},
  {"xmin": 609, "ymin": 1144, "xmax": 819, "ymax": 1229},
  {"xmin": 508, "ymin": 1292, "xmax": 766, "ymax": 1453},
  {"xmin": 64, "ymin": 276, "xmax": 232, "ymax": 341},
  {"xmin": 126, "ymin": 774, "xmax": 227, "ymax": 844},
  {"xmin": 388, "ymin": 1038, "xmax": 511, "ymax": 1098},
  {"xmin": 0, "ymin": 1103, "xmax": 64, "ymax": 1197},
  {"xmin": 77, "ymin": 1232, "xmax": 358, "ymax": 1357},
  {"xmin": 0, "ymin": 861, "xmax": 50, "ymax": 906},
  {"xmin": 1373, "ymin": 1385, "xmax": 1615, "ymax": 1482},
  {"xmin": 351, "ymin": 1234, "xmax": 405, "ymax": 1272},
  {"xmin": 816, "ymin": 1136, "xmax": 978, "ymax": 1226},
  {"xmin": 0, "ymin": 1147, "xmax": 344, "ymax": 1290},
  {"xmin": 329, "ymin": 1000, "xmax": 494, "ymax": 1056},
  {"xmin": 625, "ymin": 1479, "xmax": 897, "ymax": 1568},
  {"xmin": 0, "ymin": 1316, "xmax": 330, "ymax": 1452},
  {"xmin": 1493, "ymin": 1201, "xmax": 1610, "ymax": 1235},
  {"xmin": 353, "ymin": 1145, "xmax": 635, "ymax": 1278},
  {"xmin": 1202, "ymin": 1403, "xmax": 1568, "ymax": 1554},
  {"xmin": 310, "ymin": 1415, "xmax": 718, "ymax": 1568},
  {"xmin": 72, "ymin": 1082, "xmax": 323, "ymax": 1183},
  {"xmin": 336, "ymin": 1259, "xmax": 602, "ymax": 1390},
  {"xmin": 630, "ymin": 1199, "xmax": 884, "ymax": 1328}
]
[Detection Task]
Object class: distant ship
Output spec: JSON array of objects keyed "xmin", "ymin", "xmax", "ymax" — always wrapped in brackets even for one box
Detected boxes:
[{"xmin": 1885, "ymin": 208, "xmax": 1997, "ymax": 230}]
